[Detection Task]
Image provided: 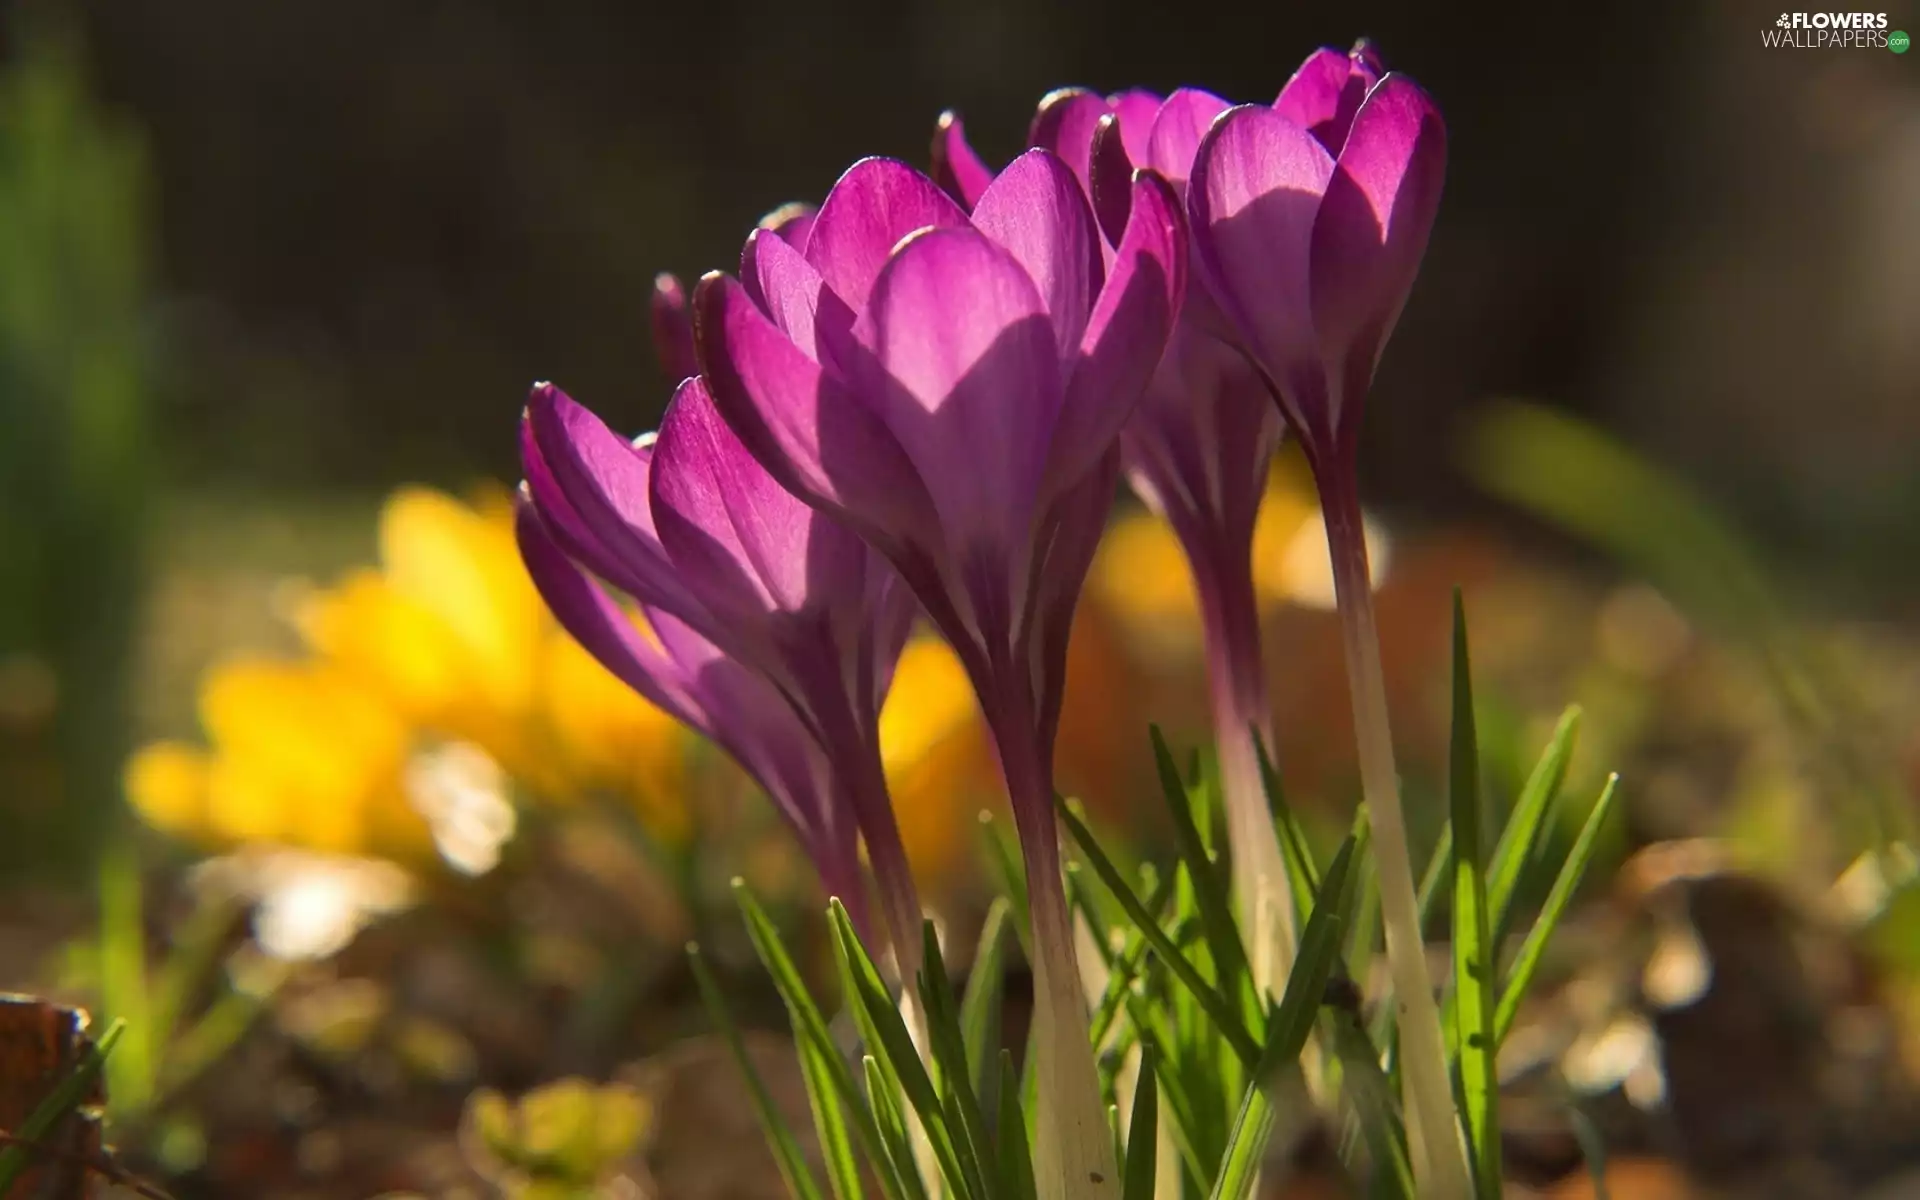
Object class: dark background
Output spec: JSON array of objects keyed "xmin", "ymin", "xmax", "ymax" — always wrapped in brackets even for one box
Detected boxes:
[{"xmin": 16, "ymin": 0, "xmax": 1908, "ymax": 603}]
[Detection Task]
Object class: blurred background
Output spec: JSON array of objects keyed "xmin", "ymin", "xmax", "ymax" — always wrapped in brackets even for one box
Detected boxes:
[{"xmin": 3, "ymin": 0, "xmax": 1920, "ymax": 1194}]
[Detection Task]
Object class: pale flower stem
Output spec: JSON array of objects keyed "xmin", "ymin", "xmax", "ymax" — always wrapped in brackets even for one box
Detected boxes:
[
  {"xmin": 1217, "ymin": 702, "xmax": 1296, "ymax": 996},
  {"xmin": 1198, "ymin": 563, "xmax": 1298, "ymax": 994},
  {"xmin": 993, "ymin": 699, "xmax": 1119, "ymax": 1200},
  {"xmin": 1319, "ymin": 468, "xmax": 1473, "ymax": 1200}
]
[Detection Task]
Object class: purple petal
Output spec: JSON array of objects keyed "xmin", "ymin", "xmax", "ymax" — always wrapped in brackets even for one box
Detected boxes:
[
  {"xmin": 1027, "ymin": 88, "xmax": 1110, "ymax": 190},
  {"xmin": 523, "ymin": 383, "xmax": 698, "ymax": 609},
  {"xmin": 761, "ymin": 201, "xmax": 817, "ymax": 246},
  {"xmin": 651, "ymin": 376, "xmax": 868, "ymax": 626},
  {"xmin": 1188, "ymin": 104, "xmax": 1336, "ymax": 436},
  {"xmin": 1028, "ymin": 453, "xmax": 1120, "ymax": 746},
  {"xmin": 740, "ymin": 203, "xmax": 820, "ymax": 310},
  {"xmin": 969, "ymin": 148, "xmax": 1103, "ymax": 368},
  {"xmin": 1145, "ymin": 87, "xmax": 1232, "ymax": 186},
  {"xmin": 1106, "ymin": 89, "xmax": 1163, "ymax": 166},
  {"xmin": 1042, "ymin": 171, "xmax": 1184, "ymax": 502},
  {"xmin": 693, "ymin": 272, "xmax": 940, "ymax": 548},
  {"xmin": 1274, "ymin": 45, "xmax": 1382, "ymax": 154},
  {"xmin": 515, "ymin": 496, "xmax": 706, "ymax": 731},
  {"xmin": 650, "ymin": 273, "xmax": 699, "ymax": 384},
  {"xmin": 1309, "ymin": 74, "xmax": 1446, "ymax": 423},
  {"xmin": 803, "ymin": 158, "xmax": 969, "ymax": 311},
  {"xmin": 1087, "ymin": 115, "xmax": 1137, "ymax": 249},
  {"xmin": 930, "ymin": 111, "xmax": 995, "ymax": 209},
  {"xmin": 519, "ymin": 413, "xmax": 659, "ymax": 603},
  {"xmin": 1120, "ymin": 325, "xmax": 1283, "ymax": 554},
  {"xmin": 744, "ymin": 226, "xmax": 848, "ymax": 361},
  {"xmin": 846, "ymin": 226, "xmax": 1060, "ymax": 556}
]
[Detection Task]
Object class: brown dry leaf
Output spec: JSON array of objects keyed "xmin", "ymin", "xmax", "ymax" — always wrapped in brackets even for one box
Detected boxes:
[{"xmin": 0, "ymin": 994, "xmax": 106, "ymax": 1200}]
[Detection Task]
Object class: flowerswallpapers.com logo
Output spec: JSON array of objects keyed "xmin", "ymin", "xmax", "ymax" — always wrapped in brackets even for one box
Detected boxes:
[{"xmin": 1763, "ymin": 11, "xmax": 1902, "ymax": 47}]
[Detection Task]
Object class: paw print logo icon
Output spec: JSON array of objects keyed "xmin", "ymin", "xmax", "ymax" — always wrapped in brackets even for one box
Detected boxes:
[{"xmin": 1777, "ymin": 13, "xmax": 1792, "ymax": 26}]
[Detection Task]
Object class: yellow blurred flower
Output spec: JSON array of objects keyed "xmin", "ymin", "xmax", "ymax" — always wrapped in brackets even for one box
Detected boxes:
[
  {"xmin": 298, "ymin": 486, "xmax": 688, "ymax": 832},
  {"xmin": 128, "ymin": 484, "xmax": 1012, "ymax": 896},
  {"xmin": 127, "ymin": 658, "xmax": 433, "ymax": 862},
  {"xmin": 881, "ymin": 636, "xmax": 994, "ymax": 882},
  {"xmin": 128, "ymin": 485, "xmax": 692, "ymax": 868}
]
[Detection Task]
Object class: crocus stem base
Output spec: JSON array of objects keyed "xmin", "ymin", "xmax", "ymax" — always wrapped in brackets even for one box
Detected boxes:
[
  {"xmin": 992, "ymin": 696, "xmax": 1118, "ymax": 1200},
  {"xmin": 1319, "ymin": 466, "xmax": 1472, "ymax": 1200}
]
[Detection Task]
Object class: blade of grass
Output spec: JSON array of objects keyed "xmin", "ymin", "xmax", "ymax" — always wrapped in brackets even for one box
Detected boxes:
[
  {"xmin": 798, "ymin": 1031, "xmax": 866, "ymax": 1200},
  {"xmin": 1487, "ymin": 706, "xmax": 1582, "ymax": 948},
  {"xmin": 867, "ymin": 1055, "xmax": 931, "ymax": 1200},
  {"xmin": 1446, "ymin": 594, "xmax": 1501, "ymax": 1200},
  {"xmin": 828, "ymin": 902, "xmax": 971, "ymax": 1197},
  {"xmin": 1121, "ymin": 1047, "xmax": 1159, "ymax": 1200},
  {"xmin": 1209, "ymin": 834, "xmax": 1362, "ymax": 1200},
  {"xmin": 994, "ymin": 1049, "xmax": 1039, "ymax": 1200},
  {"xmin": 1150, "ymin": 728, "xmax": 1258, "ymax": 1018},
  {"xmin": 734, "ymin": 882, "xmax": 893, "ymax": 1185},
  {"xmin": 1089, "ymin": 865, "xmax": 1175, "ymax": 1051},
  {"xmin": 1327, "ymin": 1011, "xmax": 1414, "ymax": 1200},
  {"xmin": 917, "ymin": 921, "xmax": 997, "ymax": 1198},
  {"xmin": 689, "ymin": 943, "xmax": 827, "ymax": 1200},
  {"xmin": 1056, "ymin": 798, "xmax": 1261, "ymax": 1066},
  {"xmin": 1494, "ymin": 776, "xmax": 1621, "ymax": 1044},
  {"xmin": 959, "ymin": 899, "xmax": 1011, "ymax": 1103},
  {"xmin": 98, "ymin": 841, "xmax": 153, "ymax": 1116},
  {"xmin": 979, "ymin": 814, "xmax": 1033, "ymax": 961}
]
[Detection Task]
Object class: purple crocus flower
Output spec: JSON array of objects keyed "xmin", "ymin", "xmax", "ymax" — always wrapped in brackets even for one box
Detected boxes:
[
  {"xmin": 1186, "ymin": 49, "xmax": 1463, "ymax": 1196},
  {"xmin": 517, "ymin": 374, "xmax": 925, "ymax": 967},
  {"xmin": 517, "ymin": 503, "xmax": 870, "ymax": 932},
  {"xmin": 650, "ymin": 273, "xmax": 700, "ymax": 385},
  {"xmin": 937, "ymin": 79, "xmax": 1301, "ymax": 993},
  {"xmin": 695, "ymin": 150, "xmax": 1184, "ymax": 1198},
  {"xmin": 1184, "ymin": 43, "xmax": 1444, "ymax": 483},
  {"xmin": 937, "ymin": 47, "xmax": 1467, "ymax": 1196}
]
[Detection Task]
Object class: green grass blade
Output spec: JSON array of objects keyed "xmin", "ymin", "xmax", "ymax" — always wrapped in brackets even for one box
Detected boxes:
[
  {"xmin": 918, "ymin": 920, "xmax": 997, "ymax": 1198},
  {"xmin": 827, "ymin": 902, "xmax": 972, "ymax": 1197},
  {"xmin": 1327, "ymin": 1011, "xmax": 1414, "ymax": 1200},
  {"xmin": 1495, "ymin": 776, "xmax": 1621, "ymax": 1044},
  {"xmin": 1150, "ymin": 727, "xmax": 1257, "ymax": 1012},
  {"xmin": 1206, "ymin": 1083, "xmax": 1275, "ymax": 1200},
  {"xmin": 994, "ymin": 1049, "xmax": 1039, "ymax": 1200},
  {"xmin": 0, "ymin": 1018, "xmax": 122, "ymax": 1195},
  {"xmin": 1089, "ymin": 865, "xmax": 1174, "ymax": 1051},
  {"xmin": 799, "ymin": 1031, "xmax": 867, "ymax": 1200},
  {"xmin": 959, "ymin": 898, "xmax": 1012, "ymax": 1103},
  {"xmin": 1488, "ymin": 706, "xmax": 1582, "ymax": 947},
  {"xmin": 1446, "ymin": 593, "xmax": 1502, "ymax": 1200},
  {"xmin": 688, "ymin": 944, "xmax": 827, "ymax": 1200},
  {"xmin": 1210, "ymin": 833, "xmax": 1362, "ymax": 1200},
  {"xmin": 1056, "ymin": 797, "xmax": 1262, "ymax": 1066},
  {"xmin": 867, "ymin": 1055, "xmax": 931, "ymax": 1200},
  {"xmin": 98, "ymin": 840, "xmax": 153, "ymax": 1116},
  {"xmin": 1122, "ymin": 1047, "xmax": 1159, "ymax": 1200},
  {"xmin": 734, "ymin": 882, "xmax": 893, "ymax": 1184},
  {"xmin": 979, "ymin": 813, "xmax": 1034, "ymax": 961},
  {"xmin": 1259, "ymin": 832, "xmax": 1359, "ymax": 1084}
]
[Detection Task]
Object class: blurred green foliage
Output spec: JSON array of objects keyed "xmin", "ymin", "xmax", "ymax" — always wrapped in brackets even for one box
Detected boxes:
[{"xmin": 0, "ymin": 13, "xmax": 155, "ymax": 875}]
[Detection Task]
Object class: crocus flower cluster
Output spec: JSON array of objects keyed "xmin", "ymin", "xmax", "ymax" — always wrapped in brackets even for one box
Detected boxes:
[
  {"xmin": 515, "ymin": 286, "xmax": 927, "ymax": 965},
  {"xmin": 514, "ymin": 37, "xmax": 1451, "ymax": 1200}
]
